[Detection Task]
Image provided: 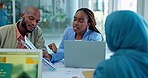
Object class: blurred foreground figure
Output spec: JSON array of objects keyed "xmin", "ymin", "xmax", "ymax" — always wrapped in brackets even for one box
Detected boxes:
[{"xmin": 94, "ymin": 10, "xmax": 148, "ymax": 78}]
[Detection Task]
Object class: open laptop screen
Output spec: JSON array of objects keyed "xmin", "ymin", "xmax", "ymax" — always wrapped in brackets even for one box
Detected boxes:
[{"xmin": 0, "ymin": 49, "xmax": 42, "ymax": 78}]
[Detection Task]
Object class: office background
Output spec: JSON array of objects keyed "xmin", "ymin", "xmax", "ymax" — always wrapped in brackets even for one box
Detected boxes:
[{"xmin": 0, "ymin": 0, "xmax": 147, "ymax": 53}]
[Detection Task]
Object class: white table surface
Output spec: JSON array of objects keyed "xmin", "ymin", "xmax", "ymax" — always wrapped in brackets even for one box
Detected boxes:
[{"xmin": 42, "ymin": 60, "xmax": 94, "ymax": 78}]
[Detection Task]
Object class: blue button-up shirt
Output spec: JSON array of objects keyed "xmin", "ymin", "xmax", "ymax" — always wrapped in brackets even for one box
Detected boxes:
[{"xmin": 50, "ymin": 26, "xmax": 102, "ymax": 63}]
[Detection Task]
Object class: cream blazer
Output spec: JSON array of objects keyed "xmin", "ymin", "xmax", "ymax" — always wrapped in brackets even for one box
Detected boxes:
[{"xmin": 0, "ymin": 23, "xmax": 47, "ymax": 51}]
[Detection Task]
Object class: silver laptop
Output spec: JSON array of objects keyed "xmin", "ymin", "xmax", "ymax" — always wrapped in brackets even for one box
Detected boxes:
[
  {"xmin": 64, "ymin": 40, "xmax": 106, "ymax": 69},
  {"xmin": 0, "ymin": 49, "xmax": 42, "ymax": 78}
]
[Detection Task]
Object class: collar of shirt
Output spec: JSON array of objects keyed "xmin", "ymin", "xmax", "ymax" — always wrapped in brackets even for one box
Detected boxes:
[
  {"xmin": 16, "ymin": 26, "xmax": 24, "ymax": 41},
  {"xmin": 16, "ymin": 21, "xmax": 29, "ymax": 40}
]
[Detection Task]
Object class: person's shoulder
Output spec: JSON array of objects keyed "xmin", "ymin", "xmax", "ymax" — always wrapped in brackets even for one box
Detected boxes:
[
  {"xmin": 0, "ymin": 24, "xmax": 14, "ymax": 30},
  {"xmin": 96, "ymin": 54, "xmax": 127, "ymax": 69},
  {"xmin": 36, "ymin": 26, "xmax": 42, "ymax": 30},
  {"xmin": 34, "ymin": 26, "xmax": 42, "ymax": 32},
  {"xmin": 95, "ymin": 58, "xmax": 114, "ymax": 71},
  {"xmin": 94, "ymin": 59, "xmax": 117, "ymax": 78},
  {"xmin": 89, "ymin": 30, "xmax": 101, "ymax": 35},
  {"xmin": 0, "ymin": 24, "xmax": 15, "ymax": 35},
  {"xmin": 89, "ymin": 30, "xmax": 102, "ymax": 39}
]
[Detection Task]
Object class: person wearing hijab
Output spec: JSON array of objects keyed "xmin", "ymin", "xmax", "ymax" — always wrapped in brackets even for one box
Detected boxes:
[{"xmin": 94, "ymin": 10, "xmax": 148, "ymax": 78}]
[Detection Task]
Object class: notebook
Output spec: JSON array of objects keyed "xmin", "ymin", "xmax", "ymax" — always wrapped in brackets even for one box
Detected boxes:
[
  {"xmin": 0, "ymin": 49, "xmax": 42, "ymax": 78},
  {"xmin": 64, "ymin": 40, "xmax": 106, "ymax": 68}
]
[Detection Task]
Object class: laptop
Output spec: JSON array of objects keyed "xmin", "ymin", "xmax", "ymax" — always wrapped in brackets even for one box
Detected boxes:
[
  {"xmin": 0, "ymin": 49, "xmax": 42, "ymax": 78},
  {"xmin": 64, "ymin": 40, "xmax": 106, "ymax": 68}
]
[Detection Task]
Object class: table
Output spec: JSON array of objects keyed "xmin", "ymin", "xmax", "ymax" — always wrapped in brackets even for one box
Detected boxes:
[
  {"xmin": 42, "ymin": 60, "xmax": 94, "ymax": 78},
  {"xmin": 41, "ymin": 47, "xmax": 113, "ymax": 78}
]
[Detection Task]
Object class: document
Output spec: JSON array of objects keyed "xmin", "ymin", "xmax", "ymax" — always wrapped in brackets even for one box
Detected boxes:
[
  {"xmin": 21, "ymin": 36, "xmax": 55, "ymax": 71},
  {"xmin": 42, "ymin": 68, "xmax": 84, "ymax": 78},
  {"xmin": 21, "ymin": 36, "xmax": 36, "ymax": 49}
]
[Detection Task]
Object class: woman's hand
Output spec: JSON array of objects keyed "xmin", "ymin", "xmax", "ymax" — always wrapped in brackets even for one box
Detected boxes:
[{"xmin": 48, "ymin": 43, "xmax": 57, "ymax": 53}]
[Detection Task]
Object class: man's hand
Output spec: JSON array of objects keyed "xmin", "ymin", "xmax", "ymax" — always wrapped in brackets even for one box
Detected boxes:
[
  {"xmin": 48, "ymin": 43, "xmax": 57, "ymax": 53},
  {"xmin": 43, "ymin": 51, "xmax": 52, "ymax": 60}
]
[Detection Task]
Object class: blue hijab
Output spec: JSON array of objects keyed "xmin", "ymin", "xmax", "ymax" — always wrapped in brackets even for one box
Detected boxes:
[{"xmin": 94, "ymin": 10, "xmax": 148, "ymax": 78}]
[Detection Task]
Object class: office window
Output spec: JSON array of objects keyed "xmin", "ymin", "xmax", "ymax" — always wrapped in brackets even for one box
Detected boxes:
[
  {"xmin": 0, "ymin": 0, "xmax": 68, "ymax": 52},
  {"xmin": 0, "ymin": 0, "xmax": 137, "ymax": 52},
  {"xmin": 88, "ymin": 0, "xmax": 137, "ymax": 38},
  {"xmin": 117, "ymin": 0, "xmax": 137, "ymax": 12},
  {"xmin": 88, "ymin": 0, "xmax": 137, "ymax": 55},
  {"xmin": 88, "ymin": 0, "xmax": 108, "ymax": 37}
]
